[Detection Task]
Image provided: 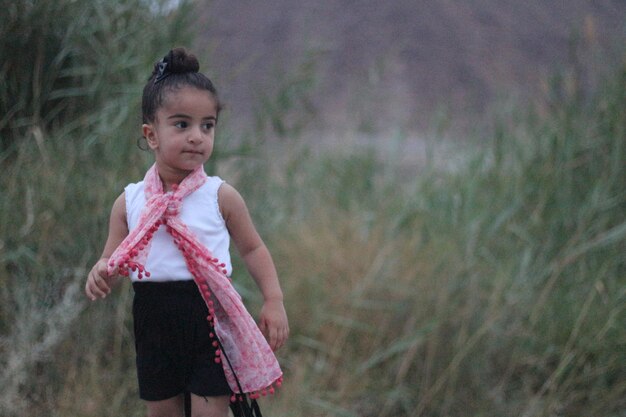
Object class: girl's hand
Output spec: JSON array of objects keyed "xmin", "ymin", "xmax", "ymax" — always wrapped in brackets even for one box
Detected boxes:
[
  {"xmin": 85, "ymin": 258, "xmax": 118, "ymax": 301},
  {"xmin": 259, "ymin": 299, "xmax": 289, "ymax": 351}
]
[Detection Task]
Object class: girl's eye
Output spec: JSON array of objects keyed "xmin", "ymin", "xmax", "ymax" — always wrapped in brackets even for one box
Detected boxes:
[
  {"xmin": 203, "ymin": 122, "xmax": 215, "ymax": 130},
  {"xmin": 174, "ymin": 121, "xmax": 188, "ymax": 129}
]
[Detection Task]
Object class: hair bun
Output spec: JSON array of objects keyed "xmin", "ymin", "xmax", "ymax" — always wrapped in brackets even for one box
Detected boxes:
[
  {"xmin": 168, "ymin": 47, "xmax": 200, "ymax": 73},
  {"xmin": 153, "ymin": 47, "xmax": 199, "ymax": 77}
]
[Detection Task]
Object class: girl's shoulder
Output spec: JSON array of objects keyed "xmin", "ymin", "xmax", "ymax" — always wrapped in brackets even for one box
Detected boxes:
[
  {"xmin": 111, "ymin": 191, "xmax": 127, "ymax": 219},
  {"xmin": 216, "ymin": 182, "xmax": 249, "ymax": 222}
]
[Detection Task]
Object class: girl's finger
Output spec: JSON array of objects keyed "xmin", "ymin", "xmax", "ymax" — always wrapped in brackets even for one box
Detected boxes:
[
  {"xmin": 89, "ymin": 274, "xmax": 108, "ymax": 298},
  {"xmin": 86, "ymin": 280, "xmax": 100, "ymax": 300},
  {"xmin": 93, "ymin": 274, "xmax": 111, "ymax": 296},
  {"xmin": 259, "ymin": 318, "xmax": 268, "ymax": 338},
  {"xmin": 277, "ymin": 327, "xmax": 288, "ymax": 349},
  {"xmin": 268, "ymin": 326, "xmax": 278, "ymax": 351},
  {"xmin": 85, "ymin": 281, "xmax": 96, "ymax": 300},
  {"xmin": 96, "ymin": 260, "xmax": 110, "ymax": 279}
]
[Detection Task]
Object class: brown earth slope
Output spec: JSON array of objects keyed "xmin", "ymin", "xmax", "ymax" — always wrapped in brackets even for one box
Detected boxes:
[{"xmin": 193, "ymin": 0, "xmax": 625, "ymax": 132}]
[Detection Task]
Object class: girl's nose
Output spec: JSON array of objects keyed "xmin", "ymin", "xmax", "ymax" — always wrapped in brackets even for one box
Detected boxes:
[{"xmin": 187, "ymin": 127, "xmax": 202, "ymax": 143}]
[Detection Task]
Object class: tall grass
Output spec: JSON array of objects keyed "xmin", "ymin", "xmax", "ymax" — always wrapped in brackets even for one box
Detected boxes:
[
  {"xmin": 1, "ymin": 3, "xmax": 625, "ymax": 416},
  {"xmin": 246, "ymin": 63, "xmax": 625, "ymax": 417},
  {"xmin": 0, "ymin": 1, "xmax": 194, "ymax": 415}
]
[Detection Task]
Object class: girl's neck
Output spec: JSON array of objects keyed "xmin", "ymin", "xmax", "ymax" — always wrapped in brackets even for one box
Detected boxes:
[
  {"xmin": 156, "ymin": 164, "xmax": 193, "ymax": 192},
  {"xmin": 161, "ymin": 179, "xmax": 179, "ymax": 192}
]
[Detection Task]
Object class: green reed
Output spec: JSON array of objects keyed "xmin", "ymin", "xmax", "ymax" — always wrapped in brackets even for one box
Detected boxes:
[{"xmin": 258, "ymin": 62, "xmax": 625, "ymax": 417}]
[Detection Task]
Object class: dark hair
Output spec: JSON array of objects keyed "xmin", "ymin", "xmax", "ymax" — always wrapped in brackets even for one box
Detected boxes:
[{"xmin": 141, "ymin": 47, "xmax": 222, "ymax": 124}]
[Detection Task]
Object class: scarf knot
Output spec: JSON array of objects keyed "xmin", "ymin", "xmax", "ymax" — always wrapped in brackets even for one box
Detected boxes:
[{"xmin": 165, "ymin": 195, "xmax": 182, "ymax": 217}]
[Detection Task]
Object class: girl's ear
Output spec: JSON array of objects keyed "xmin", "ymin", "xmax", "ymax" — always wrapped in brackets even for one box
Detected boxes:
[{"xmin": 142, "ymin": 124, "xmax": 158, "ymax": 150}]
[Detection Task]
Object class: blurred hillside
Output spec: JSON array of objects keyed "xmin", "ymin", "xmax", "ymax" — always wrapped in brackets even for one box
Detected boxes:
[{"xmin": 194, "ymin": 0, "xmax": 626, "ymax": 133}]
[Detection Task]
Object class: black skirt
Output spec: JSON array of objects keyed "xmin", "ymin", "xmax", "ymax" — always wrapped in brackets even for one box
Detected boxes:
[{"xmin": 132, "ymin": 280, "xmax": 232, "ymax": 401}]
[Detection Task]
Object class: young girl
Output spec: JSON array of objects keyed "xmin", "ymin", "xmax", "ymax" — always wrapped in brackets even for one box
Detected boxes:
[{"xmin": 85, "ymin": 47, "xmax": 288, "ymax": 417}]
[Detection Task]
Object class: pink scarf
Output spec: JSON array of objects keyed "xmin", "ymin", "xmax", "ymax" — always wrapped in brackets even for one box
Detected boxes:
[{"xmin": 107, "ymin": 164, "xmax": 282, "ymax": 397}]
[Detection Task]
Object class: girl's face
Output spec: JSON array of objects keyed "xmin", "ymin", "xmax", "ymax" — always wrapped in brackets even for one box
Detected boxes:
[{"xmin": 143, "ymin": 86, "xmax": 217, "ymax": 181}]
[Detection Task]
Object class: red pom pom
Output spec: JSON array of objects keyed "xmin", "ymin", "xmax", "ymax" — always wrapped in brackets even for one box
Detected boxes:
[{"xmin": 214, "ymin": 357, "xmax": 221, "ymax": 364}]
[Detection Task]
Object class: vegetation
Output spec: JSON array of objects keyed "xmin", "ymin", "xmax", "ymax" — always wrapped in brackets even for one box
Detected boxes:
[
  {"xmin": 0, "ymin": 1, "xmax": 194, "ymax": 415},
  {"xmin": 0, "ymin": 1, "xmax": 624, "ymax": 416},
  {"xmin": 256, "ymin": 62, "xmax": 625, "ymax": 417}
]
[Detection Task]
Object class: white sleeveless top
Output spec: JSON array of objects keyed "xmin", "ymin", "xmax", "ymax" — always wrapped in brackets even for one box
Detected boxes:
[{"xmin": 124, "ymin": 176, "xmax": 232, "ymax": 282}]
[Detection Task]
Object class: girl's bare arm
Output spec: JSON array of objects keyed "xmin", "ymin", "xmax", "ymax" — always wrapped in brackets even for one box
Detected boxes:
[
  {"xmin": 219, "ymin": 183, "xmax": 289, "ymax": 351},
  {"xmin": 85, "ymin": 193, "xmax": 128, "ymax": 300}
]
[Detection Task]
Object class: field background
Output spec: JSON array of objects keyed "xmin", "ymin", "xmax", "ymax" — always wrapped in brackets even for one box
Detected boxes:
[{"xmin": 0, "ymin": 1, "xmax": 625, "ymax": 416}]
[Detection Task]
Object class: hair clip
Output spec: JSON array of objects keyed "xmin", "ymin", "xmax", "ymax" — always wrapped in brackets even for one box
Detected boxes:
[{"xmin": 154, "ymin": 60, "xmax": 170, "ymax": 84}]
